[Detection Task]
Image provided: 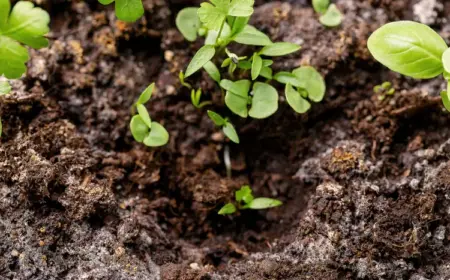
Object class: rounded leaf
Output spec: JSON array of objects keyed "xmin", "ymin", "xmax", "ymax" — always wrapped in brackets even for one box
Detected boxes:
[
  {"xmin": 130, "ymin": 115, "xmax": 149, "ymax": 143},
  {"xmin": 115, "ymin": 0, "xmax": 145, "ymax": 22},
  {"xmin": 292, "ymin": 66, "xmax": 326, "ymax": 102},
  {"xmin": 313, "ymin": 0, "xmax": 329, "ymax": 14},
  {"xmin": 185, "ymin": 45, "xmax": 216, "ymax": 77},
  {"xmin": 246, "ymin": 198, "xmax": 282, "ymax": 209},
  {"xmin": 368, "ymin": 21, "xmax": 448, "ymax": 79},
  {"xmin": 225, "ymin": 91, "xmax": 248, "ymax": 118},
  {"xmin": 285, "ymin": 84, "xmax": 311, "ymax": 114},
  {"xmin": 218, "ymin": 203, "xmax": 236, "ymax": 215},
  {"xmin": 233, "ymin": 25, "xmax": 272, "ymax": 46},
  {"xmin": 319, "ymin": 4, "xmax": 343, "ymax": 27},
  {"xmin": 0, "ymin": 80, "xmax": 11, "ymax": 95},
  {"xmin": 442, "ymin": 48, "xmax": 450, "ymax": 74},
  {"xmin": 143, "ymin": 122, "xmax": 169, "ymax": 147},
  {"xmin": 235, "ymin": 185, "xmax": 253, "ymax": 203},
  {"xmin": 249, "ymin": 82, "xmax": 278, "ymax": 119},
  {"xmin": 274, "ymin": 71, "xmax": 303, "ymax": 87},
  {"xmin": 176, "ymin": 8, "xmax": 200, "ymax": 42},
  {"xmin": 222, "ymin": 122, "xmax": 240, "ymax": 144}
]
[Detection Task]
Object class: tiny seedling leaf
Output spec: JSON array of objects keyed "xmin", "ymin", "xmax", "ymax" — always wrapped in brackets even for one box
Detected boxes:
[
  {"xmin": 220, "ymin": 79, "xmax": 251, "ymax": 97},
  {"xmin": 230, "ymin": 16, "xmax": 249, "ymax": 36},
  {"xmin": 260, "ymin": 42, "xmax": 301, "ymax": 57},
  {"xmin": 203, "ymin": 61, "xmax": 221, "ymax": 83},
  {"xmin": 285, "ymin": 84, "xmax": 311, "ymax": 114},
  {"xmin": 262, "ymin": 59, "xmax": 273, "ymax": 67},
  {"xmin": 292, "ymin": 66, "xmax": 326, "ymax": 102},
  {"xmin": 273, "ymin": 71, "xmax": 303, "ymax": 87},
  {"xmin": 259, "ymin": 66, "xmax": 273, "ymax": 79},
  {"xmin": 179, "ymin": 71, "xmax": 192, "ymax": 89},
  {"xmin": 442, "ymin": 48, "xmax": 450, "ymax": 74},
  {"xmin": 218, "ymin": 203, "xmax": 237, "ymax": 215},
  {"xmin": 143, "ymin": 122, "xmax": 169, "ymax": 147},
  {"xmin": 319, "ymin": 4, "xmax": 343, "ymax": 27},
  {"xmin": 130, "ymin": 115, "xmax": 150, "ymax": 142},
  {"xmin": 237, "ymin": 60, "xmax": 252, "ymax": 70},
  {"xmin": 197, "ymin": 0, "xmax": 229, "ymax": 31},
  {"xmin": 176, "ymin": 8, "xmax": 201, "ymax": 42},
  {"xmin": 235, "ymin": 185, "xmax": 253, "ymax": 204},
  {"xmin": 249, "ymin": 82, "xmax": 278, "ymax": 119},
  {"xmin": 246, "ymin": 197, "xmax": 282, "ymax": 209},
  {"xmin": 312, "ymin": 0, "xmax": 329, "ymax": 14},
  {"xmin": 136, "ymin": 104, "xmax": 152, "ymax": 128},
  {"xmin": 186, "ymin": 45, "xmax": 216, "ymax": 77},
  {"xmin": 205, "ymin": 22, "xmax": 231, "ymax": 45},
  {"xmin": 225, "ymin": 91, "xmax": 248, "ymax": 117},
  {"xmin": 223, "ymin": 121, "xmax": 240, "ymax": 143},
  {"xmin": 207, "ymin": 110, "xmax": 226, "ymax": 126},
  {"xmin": 251, "ymin": 53, "xmax": 262, "ymax": 80},
  {"xmin": 0, "ymin": 80, "xmax": 11, "ymax": 95},
  {"xmin": 368, "ymin": 21, "xmax": 448, "ymax": 79},
  {"xmin": 98, "ymin": 0, "xmax": 144, "ymax": 22},
  {"xmin": 229, "ymin": 0, "xmax": 254, "ymax": 17},
  {"xmin": 233, "ymin": 25, "xmax": 272, "ymax": 46},
  {"xmin": 137, "ymin": 83, "xmax": 154, "ymax": 104}
]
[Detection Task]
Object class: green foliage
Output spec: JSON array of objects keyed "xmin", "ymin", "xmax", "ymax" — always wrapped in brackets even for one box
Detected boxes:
[
  {"xmin": 130, "ymin": 84, "xmax": 169, "ymax": 147},
  {"xmin": 251, "ymin": 53, "xmax": 262, "ymax": 80},
  {"xmin": 0, "ymin": 0, "xmax": 50, "ymax": 79},
  {"xmin": 260, "ymin": 43, "xmax": 301, "ymax": 56},
  {"xmin": 234, "ymin": 25, "xmax": 272, "ymax": 46},
  {"xmin": 191, "ymin": 88, "xmax": 212, "ymax": 108},
  {"xmin": 218, "ymin": 185, "xmax": 282, "ymax": 215},
  {"xmin": 185, "ymin": 45, "xmax": 216, "ymax": 77},
  {"xmin": 197, "ymin": 0, "xmax": 254, "ymax": 31},
  {"xmin": 285, "ymin": 84, "xmax": 310, "ymax": 114},
  {"xmin": 98, "ymin": 0, "xmax": 144, "ymax": 22},
  {"xmin": 312, "ymin": 0, "xmax": 329, "ymax": 14},
  {"xmin": 312, "ymin": 0, "xmax": 343, "ymax": 27},
  {"xmin": 207, "ymin": 110, "xmax": 240, "ymax": 143},
  {"xmin": 179, "ymin": 71, "xmax": 192, "ymax": 89},
  {"xmin": 374, "ymin": 81, "xmax": 395, "ymax": 101},
  {"xmin": 176, "ymin": 8, "xmax": 201, "ymax": 42},
  {"xmin": 203, "ymin": 61, "xmax": 221, "ymax": 82}
]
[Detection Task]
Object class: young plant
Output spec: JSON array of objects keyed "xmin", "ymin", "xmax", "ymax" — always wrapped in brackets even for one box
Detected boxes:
[
  {"xmin": 312, "ymin": 0, "xmax": 343, "ymax": 27},
  {"xmin": 176, "ymin": 0, "xmax": 327, "ymax": 142},
  {"xmin": 130, "ymin": 83, "xmax": 169, "ymax": 147},
  {"xmin": 374, "ymin": 81, "xmax": 395, "ymax": 101},
  {"xmin": 218, "ymin": 185, "xmax": 282, "ymax": 215},
  {"xmin": 191, "ymin": 88, "xmax": 212, "ymax": 109},
  {"xmin": 207, "ymin": 110, "xmax": 239, "ymax": 144},
  {"xmin": 367, "ymin": 21, "xmax": 450, "ymax": 110},
  {"xmin": 98, "ymin": 0, "xmax": 144, "ymax": 22}
]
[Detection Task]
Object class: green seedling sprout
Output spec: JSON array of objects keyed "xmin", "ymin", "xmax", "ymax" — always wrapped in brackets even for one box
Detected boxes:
[
  {"xmin": 130, "ymin": 83, "xmax": 170, "ymax": 147},
  {"xmin": 374, "ymin": 81, "xmax": 395, "ymax": 101},
  {"xmin": 175, "ymin": 0, "xmax": 327, "ymax": 141},
  {"xmin": 367, "ymin": 21, "xmax": 450, "ymax": 110},
  {"xmin": 207, "ymin": 110, "xmax": 239, "ymax": 143},
  {"xmin": 191, "ymin": 88, "xmax": 212, "ymax": 109},
  {"xmin": 312, "ymin": 0, "xmax": 343, "ymax": 27},
  {"xmin": 218, "ymin": 185, "xmax": 282, "ymax": 215},
  {"xmin": 98, "ymin": 0, "xmax": 144, "ymax": 22}
]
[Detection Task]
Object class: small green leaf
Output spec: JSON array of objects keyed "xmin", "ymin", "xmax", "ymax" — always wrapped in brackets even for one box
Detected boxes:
[
  {"xmin": 292, "ymin": 66, "xmax": 326, "ymax": 102},
  {"xmin": 130, "ymin": 115, "xmax": 150, "ymax": 143},
  {"xmin": 222, "ymin": 58, "xmax": 232, "ymax": 68},
  {"xmin": 143, "ymin": 122, "xmax": 169, "ymax": 147},
  {"xmin": 205, "ymin": 22, "xmax": 231, "ymax": 45},
  {"xmin": 262, "ymin": 59, "xmax": 273, "ymax": 67},
  {"xmin": 186, "ymin": 45, "xmax": 216, "ymax": 77},
  {"xmin": 230, "ymin": 16, "xmax": 249, "ymax": 36},
  {"xmin": 203, "ymin": 61, "xmax": 221, "ymax": 83},
  {"xmin": 136, "ymin": 104, "xmax": 152, "ymax": 128},
  {"xmin": 233, "ymin": 25, "xmax": 272, "ymax": 46},
  {"xmin": 218, "ymin": 203, "xmax": 237, "ymax": 215},
  {"xmin": 176, "ymin": 8, "xmax": 200, "ymax": 42},
  {"xmin": 285, "ymin": 84, "xmax": 311, "ymax": 114},
  {"xmin": 223, "ymin": 121, "xmax": 240, "ymax": 143},
  {"xmin": 229, "ymin": 0, "xmax": 254, "ymax": 17},
  {"xmin": 225, "ymin": 91, "xmax": 248, "ymax": 118},
  {"xmin": 441, "ymin": 89, "xmax": 450, "ymax": 112},
  {"xmin": 260, "ymin": 42, "xmax": 301, "ymax": 57},
  {"xmin": 137, "ymin": 83, "xmax": 154, "ymax": 104},
  {"xmin": 0, "ymin": 80, "xmax": 11, "ymax": 95},
  {"xmin": 235, "ymin": 185, "xmax": 253, "ymax": 203},
  {"xmin": 368, "ymin": 21, "xmax": 448, "ymax": 79},
  {"xmin": 99, "ymin": 0, "xmax": 144, "ymax": 22},
  {"xmin": 179, "ymin": 71, "xmax": 192, "ymax": 89},
  {"xmin": 197, "ymin": 1, "xmax": 228, "ymax": 31},
  {"xmin": 251, "ymin": 53, "xmax": 262, "ymax": 80},
  {"xmin": 207, "ymin": 110, "xmax": 226, "ymax": 126},
  {"xmin": 237, "ymin": 60, "xmax": 252, "ymax": 70},
  {"xmin": 220, "ymin": 79, "xmax": 251, "ymax": 97},
  {"xmin": 312, "ymin": 0, "xmax": 329, "ymax": 14},
  {"xmin": 273, "ymin": 71, "xmax": 303, "ymax": 87},
  {"xmin": 249, "ymin": 82, "xmax": 278, "ymax": 119},
  {"xmin": 319, "ymin": 4, "xmax": 343, "ymax": 27},
  {"xmin": 246, "ymin": 197, "xmax": 282, "ymax": 209},
  {"xmin": 259, "ymin": 66, "xmax": 273, "ymax": 79},
  {"xmin": 442, "ymin": 48, "xmax": 450, "ymax": 74}
]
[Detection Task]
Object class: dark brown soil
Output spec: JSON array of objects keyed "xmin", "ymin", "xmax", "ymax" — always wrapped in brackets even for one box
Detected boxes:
[{"xmin": 2, "ymin": 0, "xmax": 450, "ymax": 279}]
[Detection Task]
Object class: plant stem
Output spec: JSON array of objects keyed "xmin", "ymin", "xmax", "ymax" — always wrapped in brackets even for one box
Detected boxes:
[{"xmin": 215, "ymin": 20, "xmax": 226, "ymax": 45}]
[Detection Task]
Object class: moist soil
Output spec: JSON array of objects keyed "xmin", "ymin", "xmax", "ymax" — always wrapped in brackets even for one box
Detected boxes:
[{"xmin": 2, "ymin": 0, "xmax": 450, "ymax": 279}]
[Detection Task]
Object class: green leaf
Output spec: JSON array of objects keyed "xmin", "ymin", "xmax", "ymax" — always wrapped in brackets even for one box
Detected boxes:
[
  {"xmin": 0, "ymin": 36, "xmax": 29, "ymax": 79},
  {"xmin": 98, "ymin": 0, "xmax": 144, "ymax": 22},
  {"xmin": 0, "ymin": 0, "xmax": 10, "ymax": 29},
  {"xmin": 137, "ymin": 83, "xmax": 154, "ymax": 104},
  {"xmin": 312, "ymin": 0, "xmax": 329, "ymax": 14},
  {"xmin": 185, "ymin": 45, "xmax": 216, "ymax": 77},
  {"xmin": 246, "ymin": 197, "xmax": 282, "ymax": 209},
  {"xmin": 197, "ymin": 1, "xmax": 229, "ymax": 31},
  {"xmin": 130, "ymin": 115, "xmax": 149, "ymax": 142},
  {"xmin": 0, "ymin": 80, "xmax": 11, "ymax": 95},
  {"xmin": 237, "ymin": 60, "xmax": 252, "ymax": 70},
  {"xmin": 249, "ymin": 82, "xmax": 278, "ymax": 119},
  {"xmin": 368, "ymin": 21, "xmax": 448, "ymax": 79},
  {"xmin": 230, "ymin": 16, "xmax": 249, "ymax": 36},
  {"xmin": 176, "ymin": 8, "xmax": 200, "ymax": 42},
  {"xmin": 442, "ymin": 48, "xmax": 450, "ymax": 74},
  {"xmin": 179, "ymin": 71, "xmax": 192, "ymax": 89},
  {"xmin": 203, "ymin": 61, "xmax": 221, "ymax": 83},
  {"xmin": 225, "ymin": 91, "xmax": 248, "ymax": 117},
  {"xmin": 223, "ymin": 121, "xmax": 240, "ymax": 143},
  {"xmin": 235, "ymin": 185, "xmax": 253, "ymax": 204},
  {"xmin": 292, "ymin": 66, "xmax": 326, "ymax": 102},
  {"xmin": 251, "ymin": 53, "xmax": 262, "ymax": 80},
  {"xmin": 220, "ymin": 79, "xmax": 251, "ymax": 97},
  {"xmin": 285, "ymin": 84, "xmax": 311, "ymax": 114},
  {"xmin": 218, "ymin": 203, "xmax": 236, "ymax": 215},
  {"xmin": 262, "ymin": 59, "xmax": 273, "ymax": 67},
  {"xmin": 260, "ymin": 42, "xmax": 301, "ymax": 57},
  {"xmin": 233, "ymin": 25, "xmax": 272, "ymax": 46},
  {"xmin": 441, "ymin": 88, "xmax": 450, "ymax": 112},
  {"xmin": 273, "ymin": 71, "xmax": 303, "ymax": 87},
  {"xmin": 319, "ymin": 4, "xmax": 343, "ymax": 27},
  {"xmin": 136, "ymin": 104, "xmax": 152, "ymax": 128},
  {"xmin": 259, "ymin": 66, "xmax": 273, "ymax": 79},
  {"xmin": 205, "ymin": 22, "xmax": 231, "ymax": 45},
  {"xmin": 229, "ymin": 0, "xmax": 254, "ymax": 17},
  {"xmin": 207, "ymin": 110, "xmax": 226, "ymax": 126},
  {"xmin": 222, "ymin": 58, "xmax": 232, "ymax": 68},
  {"xmin": 143, "ymin": 122, "xmax": 169, "ymax": 147}
]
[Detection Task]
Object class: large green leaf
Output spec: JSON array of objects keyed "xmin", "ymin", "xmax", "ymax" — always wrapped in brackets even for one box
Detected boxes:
[
  {"xmin": 197, "ymin": 0, "xmax": 229, "ymax": 31},
  {"xmin": 368, "ymin": 21, "xmax": 448, "ymax": 79},
  {"xmin": 249, "ymin": 82, "xmax": 278, "ymax": 119},
  {"xmin": 98, "ymin": 0, "xmax": 144, "ymax": 22},
  {"xmin": 0, "ymin": 36, "xmax": 29, "ymax": 79},
  {"xmin": 185, "ymin": 45, "xmax": 216, "ymax": 77},
  {"xmin": 143, "ymin": 122, "xmax": 169, "ymax": 147},
  {"xmin": 233, "ymin": 25, "xmax": 272, "ymax": 46},
  {"xmin": 442, "ymin": 48, "xmax": 450, "ymax": 74},
  {"xmin": 176, "ymin": 8, "xmax": 200, "ymax": 42},
  {"xmin": 292, "ymin": 66, "xmax": 326, "ymax": 102}
]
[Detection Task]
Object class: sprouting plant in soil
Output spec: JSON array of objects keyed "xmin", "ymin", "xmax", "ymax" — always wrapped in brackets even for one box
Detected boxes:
[
  {"xmin": 218, "ymin": 185, "xmax": 282, "ymax": 215},
  {"xmin": 130, "ymin": 83, "xmax": 170, "ymax": 147},
  {"xmin": 368, "ymin": 21, "xmax": 450, "ymax": 110},
  {"xmin": 374, "ymin": 81, "xmax": 395, "ymax": 101},
  {"xmin": 98, "ymin": 0, "xmax": 144, "ymax": 22},
  {"xmin": 312, "ymin": 0, "xmax": 343, "ymax": 27},
  {"xmin": 191, "ymin": 88, "xmax": 212, "ymax": 109},
  {"xmin": 175, "ymin": 0, "xmax": 327, "ymax": 142},
  {"xmin": 207, "ymin": 110, "xmax": 240, "ymax": 144}
]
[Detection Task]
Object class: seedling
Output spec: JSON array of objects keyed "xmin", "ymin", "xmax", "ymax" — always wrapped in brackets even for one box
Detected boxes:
[
  {"xmin": 191, "ymin": 88, "xmax": 212, "ymax": 109},
  {"xmin": 367, "ymin": 21, "xmax": 450, "ymax": 110},
  {"xmin": 374, "ymin": 81, "xmax": 395, "ymax": 101},
  {"xmin": 130, "ymin": 83, "xmax": 169, "ymax": 147},
  {"xmin": 207, "ymin": 110, "xmax": 239, "ymax": 144},
  {"xmin": 98, "ymin": 0, "xmax": 144, "ymax": 22},
  {"xmin": 312, "ymin": 0, "xmax": 343, "ymax": 27},
  {"xmin": 176, "ymin": 0, "xmax": 327, "ymax": 142},
  {"xmin": 218, "ymin": 185, "xmax": 283, "ymax": 215}
]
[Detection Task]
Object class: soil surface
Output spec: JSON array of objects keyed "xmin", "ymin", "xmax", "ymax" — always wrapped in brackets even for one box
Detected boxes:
[{"xmin": 2, "ymin": 0, "xmax": 450, "ymax": 279}]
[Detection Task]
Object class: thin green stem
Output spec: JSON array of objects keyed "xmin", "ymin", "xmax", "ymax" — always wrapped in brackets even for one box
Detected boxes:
[{"xmin": 215, "ymin": 20, "xmax": 226, "ymax": 45}]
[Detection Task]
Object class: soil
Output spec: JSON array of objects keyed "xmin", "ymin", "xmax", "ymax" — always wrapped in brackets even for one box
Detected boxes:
[{"xmin": 1, "ymin": 0, "xmax": 450, "ymax": 279}]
